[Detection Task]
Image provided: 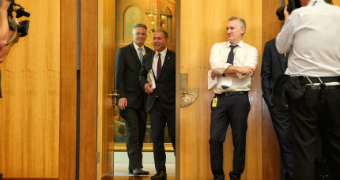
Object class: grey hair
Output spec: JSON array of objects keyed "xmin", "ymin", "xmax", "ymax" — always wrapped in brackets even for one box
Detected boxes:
[
  {"xmin": 229, "ymin": 16, "xmax": 246, "ymax": 35},
  {"xmin": 132, "ymin": 24, "xmax": 147, "ymax": 33}
]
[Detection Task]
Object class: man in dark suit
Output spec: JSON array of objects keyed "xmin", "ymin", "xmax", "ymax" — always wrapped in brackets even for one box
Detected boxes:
[
  {"xmin": 115, "ymin": 24, "xmax": 152, "ymax": 176},
  {"xmin": 140, "ymin": 30, "xmax": 175, "ymax": 180},
  {"xmin": 261, "ymin": 37, "xmax": 293, "ymax": 180}
]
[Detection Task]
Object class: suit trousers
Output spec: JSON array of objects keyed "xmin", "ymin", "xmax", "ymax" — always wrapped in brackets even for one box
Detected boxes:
[
  {"xmin": 210, "ymin": 94, "xmax": 250, "ymax": 180},
  {"xmin": 149, "ymin": 98, "xmax": 175, "ymax": 172},
  {"xmin": 268, "ymin": 107, "xmax": 294, "ymax": 180},
  {"xmin": 289, "ymin": 88, "xmax": 340, "ymax": 180},
  {"xmin": 120, "ymin": 106, "xmax": 147, "ymax": 171}
]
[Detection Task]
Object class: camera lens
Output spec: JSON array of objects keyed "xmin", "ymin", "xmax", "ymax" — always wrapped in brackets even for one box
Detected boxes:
[{"xmin": 18, "ymin": 20, "xmax": 29, "ymax": 37}]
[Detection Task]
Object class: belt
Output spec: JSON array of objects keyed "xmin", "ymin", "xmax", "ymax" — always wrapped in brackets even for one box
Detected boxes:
[
  {"xmin": 216, "ymin": 91, "xmax": 248, "ymax": 97},
  {"xmin": 299, "ymin": 76, "xmax": 340, "ymax": 85},
  {"xmin": 305, "ymin": 85, "xmax": 340, "ymax": 90}
]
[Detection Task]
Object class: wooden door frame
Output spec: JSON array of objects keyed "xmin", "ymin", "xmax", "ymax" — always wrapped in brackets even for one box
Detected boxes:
[
  {"xmin": 60, "ymin": 0, "xmax": 99, "ymax": 179},
  {"xmin": 59, "ymin": 0, "xmax": 181, "ymax": 179},
  {"xmin": 59, "ymin": 0, "xmax": 78, "ymax": 179}
]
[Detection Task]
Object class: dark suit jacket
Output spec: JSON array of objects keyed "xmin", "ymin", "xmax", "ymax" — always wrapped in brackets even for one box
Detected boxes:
[
  {"xmin": 139, "ymin": 49, "xmax": 176, "ymax": 113},
  {"xmin": 261, "ymin": 38, "xmax": 287, "ymax": 108},
  {"xmin": 115, "ymin": 43, "xmax": 153, "ymax": 109}
]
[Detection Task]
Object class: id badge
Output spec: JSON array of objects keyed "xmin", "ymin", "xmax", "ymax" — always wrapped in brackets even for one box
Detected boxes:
[{"xmin": 212, "ymin": 97, "xmax": 218, "ymax": 107}]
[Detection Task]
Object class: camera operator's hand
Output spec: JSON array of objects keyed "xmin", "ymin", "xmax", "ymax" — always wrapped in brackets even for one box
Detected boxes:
[{"xmin": 284, "ymin": 6, "xmax": 290, "ymax": 23}]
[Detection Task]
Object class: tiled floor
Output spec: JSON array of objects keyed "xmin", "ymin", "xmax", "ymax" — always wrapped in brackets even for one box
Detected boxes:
[{"xmin": 112, "ymin": 152, "xmax": 175, "ymax": 177}]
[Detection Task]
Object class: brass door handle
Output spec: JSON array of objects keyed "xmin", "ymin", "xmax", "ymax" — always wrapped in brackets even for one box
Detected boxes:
[{"xmin": 108, "ymin": 90, "xmax": 120, "ymax": 97}]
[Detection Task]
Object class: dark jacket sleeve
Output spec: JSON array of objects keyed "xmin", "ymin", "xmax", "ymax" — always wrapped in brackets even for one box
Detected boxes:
[
  {"xmin": 139, "ymin": 54, "xmax": 149, "ymax": 92},
  {"xmin": 261, "ymin": 41, "xmax": 274, "ymax": 108},
  {"xmin": 115, "ymin": 48, "xmax": 126, "ymax": 98}
]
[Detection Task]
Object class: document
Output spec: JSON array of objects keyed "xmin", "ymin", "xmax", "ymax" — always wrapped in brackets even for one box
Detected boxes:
[
  {"xmin": 208, "ymin": 70, "xmax": 217, "ymax": 90},
  {"xmin": 147, "ymin": 69, "xmax": 156, "ymax": 89}
]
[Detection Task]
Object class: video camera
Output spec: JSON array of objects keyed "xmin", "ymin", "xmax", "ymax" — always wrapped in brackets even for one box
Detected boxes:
[
  {"xmin": 276, "ymin": 0, "xmax": 301, "ymax": 21},
  {"xmin": 7, "ymin": 0, "xmax": 30, "ymax": 37}
]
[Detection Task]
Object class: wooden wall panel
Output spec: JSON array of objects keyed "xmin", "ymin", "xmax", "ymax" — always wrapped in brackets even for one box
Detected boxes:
[
  {"xmin": 79, "ymin": 0, "xmax": 98, "ymax": 179},
  {"xmin": 59, "ymin": 0, "xmax": 78, "ymax": 179},
  {"xmin": 0, "ymin": 0, "xmax": 60, "ymax": 178},
  {"xmin": 97, "ymin": 0, "xmax": 115, "ymax": 179},
  {"xmin": 335, "ymin": 0, "xmax": 340, "ymax": 6},
  {"xmin": 179, "ymin": 0, "xmax": 262, "ymax": 179}
]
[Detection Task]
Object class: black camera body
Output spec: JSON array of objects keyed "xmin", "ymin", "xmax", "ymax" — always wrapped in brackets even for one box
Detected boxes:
[
  {"xmin": 276, "ymin": 0, "xmax": 301, "ymax": 21},
  {"xmin": 7, "ymin": 0, "xmax": 30, "ymax": 37},
  {"xmin": 287, "ymin": 0, "xmax": 302, "ymax": 14}
]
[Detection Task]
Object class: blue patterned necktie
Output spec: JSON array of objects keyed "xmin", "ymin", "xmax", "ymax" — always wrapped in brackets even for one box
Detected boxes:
[
  {"xmin": 138, "ymin": 47, "xmax": 143, "ymax": 63},
  {"xmin": 227, "ymin": 45, "xmax": 238, "ymax": 65}
]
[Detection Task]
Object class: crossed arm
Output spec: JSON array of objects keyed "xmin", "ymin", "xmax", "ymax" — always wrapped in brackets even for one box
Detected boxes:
[{"xmin": 209, "ymin": 43, "xmax": 258, "ymax": 80}]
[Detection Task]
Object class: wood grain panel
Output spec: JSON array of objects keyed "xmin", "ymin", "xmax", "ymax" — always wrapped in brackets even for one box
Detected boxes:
[
  {"xmin": 334, "ymin": 0, "xmax": 340, "ymax": 6},
  {"xmin": 0, "ymin": 0, "xmax": 60, "ymax": 178},
  {"xmin": 79, "ymin": 0, "xmax": 98, "ymax": 179},
  {"xmin": 97, "ymin": 0, "xmax": 115, "ymax": 179},
  {"xmin": 179, "ymin": 0, "xmax": 262, "ymax": 179},
  {"xmin": 59, "ymin": 0, "xmax": 78, "ymax": 179}
]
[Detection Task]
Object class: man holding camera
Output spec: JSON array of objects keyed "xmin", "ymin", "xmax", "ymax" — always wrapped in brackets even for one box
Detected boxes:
[
  {"xmin": 0, "ymin": 0, "xmax": 20, "ymax": 99},
  {"xmin": 0, "ymin": 0, "xmax": 21, "ymax": 179},
  {"xmin": 276, "ymin": 0, "xmax": 340, "ymax": 179}
]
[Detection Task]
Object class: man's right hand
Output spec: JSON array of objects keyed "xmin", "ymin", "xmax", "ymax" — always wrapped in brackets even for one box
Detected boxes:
[
  {"xmin": 145, "ymin": 83, "xmax": 154, "ymax": 94},
  {"xmin": 118, "ymin": 97, "xmax": 127, "ymax": 110},
  {"xmin": 237, "ymin": 66, "xmax": 254, "ymax": 75}
]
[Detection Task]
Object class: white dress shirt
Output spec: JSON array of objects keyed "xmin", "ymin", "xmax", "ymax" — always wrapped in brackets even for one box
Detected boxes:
[
  {"xmin": 133, "ymin": 42, "xmax": 146, "ymax": 60},
  {"xmin": 153, "ymin": 48, "xmax": 167, "ymax": 79},
  {"xmin": 209, "ymin": 40, "xmax": 258, "ymax": 94},
  {"xmin": 276, "ymin": 0, "xmax": 340, "ymax": 77}
]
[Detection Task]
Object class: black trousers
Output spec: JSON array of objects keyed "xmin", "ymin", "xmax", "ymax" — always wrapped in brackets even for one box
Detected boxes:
[
  {"xmin": 210, "ymin": 94, "xmax": 250, "ymax": 180},
  {"xmin": 119, "ymin": 105, "xmax": 147, "ymax": 171},
  {"xmin": 289, "ymin": 88, "xmax": 340, "ymax": 180},
  {"xmin": 268, "ymin": 107, "xmax": 294, "ymax": 180},
  {"xmin": 149, "ymin": 98, "xmax": 175, "ymax": 172}
]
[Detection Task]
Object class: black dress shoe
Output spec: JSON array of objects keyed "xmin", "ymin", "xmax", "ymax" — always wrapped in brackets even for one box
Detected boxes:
[
  {"xmin": 133, "ymin": 168, "xmax": 150, "ymax": 176},
  {"xmin": 151, "ymin": 171, "xmax": 167, "ymax": 180}
]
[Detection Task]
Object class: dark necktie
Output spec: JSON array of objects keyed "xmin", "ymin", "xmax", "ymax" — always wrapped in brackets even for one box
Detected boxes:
[
  {"xmin": 227, "ymin": 45, "xmax": 238, "ymax": 65},
  {"xmin": 157, "ymin": 53, "xmax": 162, "ymax": 78}
]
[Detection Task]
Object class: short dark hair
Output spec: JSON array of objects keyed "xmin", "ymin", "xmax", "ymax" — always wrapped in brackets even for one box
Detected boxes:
[
  {"xmin": 155, "ymin": 30, "xmax": 168, "ymax": 38},
  {"xmin": 132, "ymin": 24, "xmax": 147, "ymax": 32}
]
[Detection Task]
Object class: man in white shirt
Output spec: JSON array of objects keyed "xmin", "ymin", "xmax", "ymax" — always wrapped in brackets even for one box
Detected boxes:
[
  {"xmin": 276, "ymin": 1, "xmax": 340, "ymax": 179},
  {"xmin": 209, "ymin": 17, "xmax": 258, "ymax": 180}
]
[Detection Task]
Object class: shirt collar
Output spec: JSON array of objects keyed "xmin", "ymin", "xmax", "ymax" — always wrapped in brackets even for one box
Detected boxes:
[
  {"xmin": 227, "ymin": 40, "xmax": 243, "ymax": 48},
  {"xmin": 133, "ymin": 42, "xmax": 145, "ymax": 51},
  {"xmin": 155, "ymin": 48, "xmax": 168, "ymax": 57},
  {"xmin": 307, "ymin": 0, "xmax": 325, "ymax": 6}
]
